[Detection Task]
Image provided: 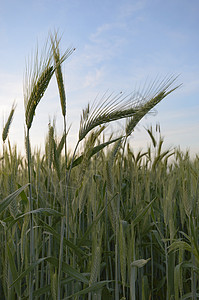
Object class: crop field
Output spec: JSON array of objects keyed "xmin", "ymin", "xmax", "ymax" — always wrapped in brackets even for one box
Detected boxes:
[{"xmin": 0, "ymin": 33, "xmax": 198, "ymax": 299}]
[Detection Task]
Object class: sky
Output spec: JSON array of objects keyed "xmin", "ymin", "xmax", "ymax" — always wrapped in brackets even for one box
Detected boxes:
[{"xmin": 0, "ymin": 0, "xmax": 199, "ymax": 157}]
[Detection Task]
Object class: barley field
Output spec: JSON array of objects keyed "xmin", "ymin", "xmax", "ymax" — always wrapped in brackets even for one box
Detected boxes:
[{"xmin": 0, "ymin": 33, "xmax": 198, "ymax": 300}]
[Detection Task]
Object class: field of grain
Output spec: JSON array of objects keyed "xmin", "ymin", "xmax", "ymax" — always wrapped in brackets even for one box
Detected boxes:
[{"xmin": 0, "ymin": 33, "xmax": 198, "ymax": 300}]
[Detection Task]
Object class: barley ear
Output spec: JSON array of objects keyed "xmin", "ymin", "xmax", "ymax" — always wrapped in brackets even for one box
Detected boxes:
[
  {"xmin": 57, "ymin": 131, "xmax": 67, "ymax": 157},
  {"xmin": 79, "ymin": 177, "xmax": 91, "ymax": 213},
  {"xmin": 47, "ymin": 123, "xmax": 54, "ymax": 169},
  {"xmin": 50, "ymin": 31, "xmax": 75, "ymax": 117},
  {"xmin": 78, "ymin": 126, "xmax": 106, "ymax": 185},
  {"xmin": 89, "ymin": 226, "xmax": 104, "ymax": 286},
  {"xmin": 79, "ymin": 92, "xmax": 139, "ymax": 141},
  {"xmin": 126, "ymin": 76, "xmax": 181, "ymax": 136},
  {"xmin": 106, "ymin": 139, "xmax": 122, "ymax": 194},
  {"xmin": 79, "ymin": 76, "xmax": 180, "ymax": 141},
  {"xmin": 89, "ymin": 246, "xmax": 101, "ymax": 285},
  {"xmin": 24, "ymin": 35, "xmax": 56, "ymax": 129},
  {"xmin": 24, "ymin": 128, "xmax": 31, "ymax": 164},
  {"xmin": 2, "ymin": 103, "xmax": 16, "ymax": 142},
  {"xmin": 25, "ymin": 66, "xmax": 54, "ymax": 129},
  {"xmin": 53, "ymin": 139, "xmax": 61, "ymax": 180}
]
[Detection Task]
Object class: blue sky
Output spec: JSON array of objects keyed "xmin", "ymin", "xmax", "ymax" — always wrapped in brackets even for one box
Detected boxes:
[{"xmin": 0, "ymin": 0, "xmax": 199, "ymax": 156}]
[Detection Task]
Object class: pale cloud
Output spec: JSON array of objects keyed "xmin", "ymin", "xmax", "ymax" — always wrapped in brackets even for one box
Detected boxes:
[
  {"xmin": 83, "ymin": 35, "xmax": 126, "ymax": 66},
  {"xmin": 83, "ymin": 67, "xmax": 105, "ymax": 88},
  {"xmin": 83, "ymin": 19, "xmax": 129, "ymax": 66},
  {"xmin": 62, "ymin": 23, "xmax": 128, "ymax": 94},
  {"xmin": 90, "ymin": 22, "xmax": 126, "ymax": 41},
  {"xmin": 119, "ymin": 0, "xmax": 146, "ymax": 19}
]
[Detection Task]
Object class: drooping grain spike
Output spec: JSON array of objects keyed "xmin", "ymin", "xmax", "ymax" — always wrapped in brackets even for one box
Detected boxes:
[
  {"xmin": 50, "ymin": 31, "xmax": 75, "ymax": 117},
  {"xmin": 25, "ymin": 66, "xmax": 54, "ymax": 129},
  {"xmin": 2, "ymin": 103, "xmax": 16, "ymax": 142},
  {"xmin": 47, "ymin": 123, "xmax": 54, "ymax": 169}
]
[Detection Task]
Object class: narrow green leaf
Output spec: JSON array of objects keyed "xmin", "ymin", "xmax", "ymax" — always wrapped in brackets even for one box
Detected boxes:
[
  {"xmin": 125, "ymin": 197, "xmax": 156, "ymax": 223},
  {"xmin": 38, "ymin": 218, "xmax": 86, "ymax": 257},
  {"xmin": 0, "ymin": 184, "xmax": 29, "ymax": 214},
  {"xmin": 69, "ymin": 137, "xmax": 122, "ymax": 169},
  {"xmin": 17, "ymin": 183, "xmax": 29, "ymax": 205},
  {"xmin": 63, "ymin": 280, "xmax": 113, "ymax": 299},
  {"xmin": 10, "ymin": 257, "xmax": 46, "ymax": 288},
  {"xmin": 32, "ymin": 277, "xmax": 73, "ymax": 298},
  {"xmin": 46, "ymin": 257, "xmax": 89, "ymax": 284},
  {"xmin": 10, "ymin": 256, "xmax": 89, "ymax": 288},
  {"xmin": 151, "ymin": 230, "xmax": 165, "ymax": 252},
  {"xmin": 77, "ymin": 193, "xmax": 117, "ymax": 246},
  {"xmin": 7, "ymin": 244, "xmax": 21, "ymax": 297},
  {"xmin": 182, "ymin": 292, "xmax": 199, "ymax": 299},
  {"xmin": 7, "ymin": 208, "xmax": 63, "ymax": 230},
  {"xmin": 169, "ymin": 241, "xmax": 193, "ymax": 254}
]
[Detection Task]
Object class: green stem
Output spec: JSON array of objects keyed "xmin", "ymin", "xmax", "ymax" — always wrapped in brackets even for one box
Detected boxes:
[
  {"xmin": 27, "ymin": 128, "xmax": 34, "ymax": 299},
  {"xmin": 57, "ymin": 140, "xmax": 80, "ymax": 299}
]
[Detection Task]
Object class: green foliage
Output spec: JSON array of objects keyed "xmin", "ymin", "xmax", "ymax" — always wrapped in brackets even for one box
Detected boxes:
[
  {"xmin": 1, "ymin": 123, "xmax": 199, "ymax": 299},
  {"xmin": 1, "ymin": 31, "xmax": 199, "ymax": 299}
]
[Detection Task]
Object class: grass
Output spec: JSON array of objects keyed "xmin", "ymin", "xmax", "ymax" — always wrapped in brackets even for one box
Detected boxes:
[{"xmin": 0, "ymin": 32, "xmax": 198, "ymax": 299}]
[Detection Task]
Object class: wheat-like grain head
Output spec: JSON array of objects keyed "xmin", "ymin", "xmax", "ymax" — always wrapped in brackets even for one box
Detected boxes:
[
  {"xmin": 25, "ymin": 66, "xmax": 54, "ymax": 129},
  {"xmin": 79, "ymin": 75, "xmax": 180, "ymax": 141},
  {"xmin": 24, "ymin": 32, "xmax": 74, "ymax": 130},
  {"xmin": 2, "ymin": 102, "xmax": 16, "ymax": 143},
  {"xmin": 24, "ymin": 37, "xmax": 54, "ymax": 129},
  {"xmin": 50, "ymin": 31, "xmax": 75, "ymax": 117},
  {"xmin": 125, "ymin": 75, "xmax": 181, "ymax": 136}
]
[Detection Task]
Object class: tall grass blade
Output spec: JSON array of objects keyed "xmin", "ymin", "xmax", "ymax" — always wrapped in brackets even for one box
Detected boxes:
[{"xmin": 0, "ymin": 184, "xmax": 29, "ymax": 214}]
